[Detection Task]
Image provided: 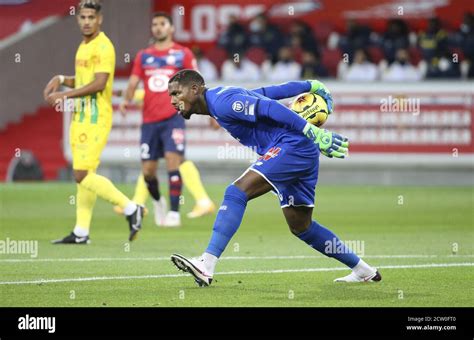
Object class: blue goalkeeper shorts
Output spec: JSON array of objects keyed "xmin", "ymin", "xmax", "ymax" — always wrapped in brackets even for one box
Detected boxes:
[{"xmin": 244, "ymin": 135, "xmax": 320, "ymax": 208}]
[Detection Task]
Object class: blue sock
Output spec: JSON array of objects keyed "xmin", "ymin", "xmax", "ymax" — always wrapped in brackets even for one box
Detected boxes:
[
  {"xmin": 296, "ymin": 221, "xmax": 360, "ymax": 268},
  {"xmin": 205, "ymin": 185, "xmax": 247, "ymax": 257}
]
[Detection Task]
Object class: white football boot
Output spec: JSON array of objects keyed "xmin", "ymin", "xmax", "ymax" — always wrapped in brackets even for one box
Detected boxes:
[
  {"xmin": 334, "ymin": 269, "xmax": 382, "ymax": 282},
  {"xmin": 161, "ymin": 211, "xmax": 181, "ymax": 227},
  {"xmin": 153, "ymin": 197, "xmax": 168, "ymax": 226},
  {"xmin": 171, "ymin": 254, "xmax": 213, "ymax": 286}
]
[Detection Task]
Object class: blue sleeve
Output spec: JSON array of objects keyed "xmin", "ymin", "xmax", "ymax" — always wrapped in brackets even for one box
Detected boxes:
[
  {"xmin": 251, "ymin": 81, "xmax": 311, "ymax": 100},
  {"xmin": 257, "ymin": 97, "xmax": 307, "ymax": 132},
  {"xmin": 214, "ymin": 91, "xmax": 307, "ymax": 132}
]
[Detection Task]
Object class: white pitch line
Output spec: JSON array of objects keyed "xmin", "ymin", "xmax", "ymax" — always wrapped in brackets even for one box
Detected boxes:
[
  {"xmin": 0, "ymin": 254, "xmax": 472, "ymax": 263},
  {"xmin": 0, "ymin": 262, "xmax": 472, "ymax": 286}
]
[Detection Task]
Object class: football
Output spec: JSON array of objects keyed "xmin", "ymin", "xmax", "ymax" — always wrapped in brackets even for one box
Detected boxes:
[{"xmin": 290, "ymin": 92, "xmax": 329, "ymax": 127}]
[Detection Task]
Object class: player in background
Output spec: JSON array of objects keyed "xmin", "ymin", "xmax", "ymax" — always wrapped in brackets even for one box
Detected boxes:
[
  {"xmin": 43, "ymin": 0, "xmax": 144, "ymax": 244},
  {"xmin": 118, "ymin": 12, "xmax": 215, "ymax": 227},
  {"xmin": 169, "ymin": 70, "xmax": 382, "ymax": 285}
]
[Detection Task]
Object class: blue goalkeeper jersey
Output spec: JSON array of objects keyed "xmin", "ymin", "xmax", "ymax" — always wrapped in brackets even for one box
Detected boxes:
[{"xmin": 204, "ymin": 83, "xmax": 312, "ymax": 156}]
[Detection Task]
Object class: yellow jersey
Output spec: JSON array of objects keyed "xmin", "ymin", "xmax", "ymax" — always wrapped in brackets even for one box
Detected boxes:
[{"xmin": 74, "ymin": 31, "xmax": 115, "ymax": 125}]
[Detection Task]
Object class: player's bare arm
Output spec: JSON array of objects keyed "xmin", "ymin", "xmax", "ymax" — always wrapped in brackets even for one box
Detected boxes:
[
  {"xmin": 45, "ymin": 72, "xmax": 109, "ymax": 106},
  {"xmin": 119, "ymin": 74, "xmax": 140, "ymax": 116},
  {"xmin": 43, "ymin": 75, "xmax": 75, "ymax": 100}
]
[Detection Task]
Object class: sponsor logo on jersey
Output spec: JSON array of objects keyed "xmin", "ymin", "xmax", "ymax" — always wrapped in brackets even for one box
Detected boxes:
[
  {"xmin": 259, "ymin": 147, "xmax": 281, "ymax": 161},
  {"xmin": 147, "ymin": 74, "xmax": 170, "ymax": 92}
]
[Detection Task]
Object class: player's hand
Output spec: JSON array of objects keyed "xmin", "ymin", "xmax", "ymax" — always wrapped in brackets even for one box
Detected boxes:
[
  {"xmin": 119, "ymin": 100, "xmax": 129, "ymax": 117},
  {"xmin": 209, "ymin": 118, "xmax": 220, "ymax": 130},
  {"xmin": 43, "ymin": 76, "xmax": 61, "ymax": 100},
  {"xmin": 309, "ymin": 79, "xmax": 333, "ymax": 114},
  {"xmin": 46, "ymin": 92, "xmax": 66, "ymax": 108},
  {"xmin": 303, "ymin": 123, "xmax": 349, "ymax": 159}
]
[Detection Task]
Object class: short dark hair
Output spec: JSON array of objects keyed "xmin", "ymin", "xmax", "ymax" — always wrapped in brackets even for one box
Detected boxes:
[
  {"xmin": 153, "ymin": 11, "xmax": 173, "ymax": 25},
  {"xmin": 78, "ymin": 0, "xmax": 101, "ymax": 13},
  {"xmin": 169, "ymin": 69, "xmax": 205, "ymax": 87}
]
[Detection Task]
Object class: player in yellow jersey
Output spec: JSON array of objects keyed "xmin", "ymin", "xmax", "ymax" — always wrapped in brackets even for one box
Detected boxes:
[{"xmin": 43, "ymin": 0, "xmax": 144, "ymax": 243}]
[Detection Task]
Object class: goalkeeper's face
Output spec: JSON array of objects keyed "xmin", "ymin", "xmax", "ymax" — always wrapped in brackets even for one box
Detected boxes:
[{"xmin": 168, "ymin": 81, "xmax": 199, "ymax": 120}]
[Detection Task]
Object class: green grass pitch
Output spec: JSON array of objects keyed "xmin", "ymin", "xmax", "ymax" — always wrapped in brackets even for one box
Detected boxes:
[{"xmin": 0, "ymin": 183, "xmax": 472, "ymax": 307}]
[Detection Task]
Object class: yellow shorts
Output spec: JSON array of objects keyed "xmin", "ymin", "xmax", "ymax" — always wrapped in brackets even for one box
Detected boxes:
[{"xmin": 69, "ymin": 120, "xmax": 111, "ymax": 171}]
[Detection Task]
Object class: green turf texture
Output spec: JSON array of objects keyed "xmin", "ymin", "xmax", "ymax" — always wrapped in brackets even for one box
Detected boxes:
[{"xmin": 0, "ymin": 183, "xmax": 472, "ymax": 307}]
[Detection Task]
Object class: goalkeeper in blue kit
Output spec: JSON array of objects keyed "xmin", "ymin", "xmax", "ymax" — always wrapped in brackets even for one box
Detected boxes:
[{"xmin": 168, "ymin": 69, "xmax": 381, "ymax": 286}]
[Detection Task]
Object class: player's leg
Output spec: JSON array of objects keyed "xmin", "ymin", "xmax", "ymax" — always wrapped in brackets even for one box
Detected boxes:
[
  {"xmin": 55, "ymin": 123, "xmax": 143, "ymax": 243},
  {"xmin": 160, "ymin": 115, "xmax": 185, "ymax": 227},
  {"xmin": 132, "ymin": 173, "xmax": 149, "ymax": 206},
  {"xmin": 73, "ymin": 172, "xmax": 97, "ymax": 241},
  {"xmin": 180, "ymin": 160, "xmax": 216, "ymax": 218},
  {"xmin": 281, "ymin": 184, "xmax": 381, "ymax": 283},
  {"xmin": 75, "ymin": 168, "xmax": 144, "ymax": 241},
  {"xmin": 113, "ymin": 173, "xmax": 149, "ymax": 215},
  {"xmin": 52, "ymin": 177, "xmax": 96, "ymax": 244},
  {"xmin": 163, "ymin": 151, "xmax": 183, "ymax": 227},
  {"xmin": 140, "ymin": 122, "xmax": 167, "ymax": 226},
  {"xmin": 171, "ymin": 169, "xmax": 272, "ymax": 285},
  {"xmin": 142, "ymin": 159, "xmax": 167, "ymax": 226}
]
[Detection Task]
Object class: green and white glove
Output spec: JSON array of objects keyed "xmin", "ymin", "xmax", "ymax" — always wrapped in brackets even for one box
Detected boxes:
[
  {"xmin": 309, "ymin": 79, "xmax": 334, "ymax": 114},
  {"xmin": 303, "ymin": 123, "xmax": 349, "ymax": 159}
]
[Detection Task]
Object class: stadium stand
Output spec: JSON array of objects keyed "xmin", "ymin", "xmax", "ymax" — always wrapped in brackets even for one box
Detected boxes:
[{"xmin": 0, "ymin": 0, "xmax": 77, "ymax": 40}]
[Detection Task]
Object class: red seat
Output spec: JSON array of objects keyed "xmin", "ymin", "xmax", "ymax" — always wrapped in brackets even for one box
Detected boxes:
[
  {"xmin": 245, "ymin": 47, "xmax": 268, "ymax": 66},
  {"xmin": 204, "ymin": 47, "xmax": 228, "ymax": 75},
  {"xmin": 408, "ymin": 47, "xmax": 423, "ymax": 65},
  {"xmin": 450, "ymin": 47, "xmax": 465, "ymax": 62},
  {"xmin": 367, "ymin": 46, "xmax": 385, "ymax": 64},
  {"xmin": 312, "ymin": 21, "xmax": 334, "ymax": 45},
  {"xmin": 321, "ymin": 48, "xmax": 342, "ymax": 77}
]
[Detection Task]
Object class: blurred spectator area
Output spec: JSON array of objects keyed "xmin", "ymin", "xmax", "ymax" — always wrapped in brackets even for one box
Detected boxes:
[
  {"xmin": 0, "ymin": 0, "xmax": 77, "ymax": 40},
  {"xmin": 162, "ymin": 2, "xmax": 474, "ymax": 82}
]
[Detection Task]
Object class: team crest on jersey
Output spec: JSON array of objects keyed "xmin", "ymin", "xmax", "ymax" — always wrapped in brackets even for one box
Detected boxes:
[
  {"xmin": 78, "ymin": 133, "xmax": 87, "ymax": 143},
  {"xmin": 232, "ymin": 101, "xmax": 244, "ymax": 112},
  {"xmin": 172, "ymin": 128, "xmax": 185, "ymax": 145}
]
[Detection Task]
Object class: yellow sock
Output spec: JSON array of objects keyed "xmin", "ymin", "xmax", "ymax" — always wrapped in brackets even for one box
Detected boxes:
[
  {"xmin": 179, "ymin": 160, "xmax": 210, "ymax": 202},
  {"xmin": 75, "ymin": 184, "xmax": 97, "ymax": 231},
  {"xmin": 80, "ymin": 172, "xmax": 130, "ymax": 208},
  {"xmin": 132, "ymin": 174, "xmax": 149, "ymax": 205}
]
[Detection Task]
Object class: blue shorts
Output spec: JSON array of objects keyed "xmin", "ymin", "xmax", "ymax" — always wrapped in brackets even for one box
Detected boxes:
[
  {"xmin": 245, "ymin": 136, "xmax": 319, "ymax": 208},
  {"xmin": 140, "ymin": 114, "xmax": 185, "ymax": 161}
]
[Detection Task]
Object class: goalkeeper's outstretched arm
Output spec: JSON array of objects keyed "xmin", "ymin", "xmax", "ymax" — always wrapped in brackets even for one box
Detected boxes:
[
  {"xmin": 252, "ymin": 80, "xmax": 333, "ymax": 113},
  {"xmin": 251, "ymin": 81, "xmax": 311, "ymax": 100}
]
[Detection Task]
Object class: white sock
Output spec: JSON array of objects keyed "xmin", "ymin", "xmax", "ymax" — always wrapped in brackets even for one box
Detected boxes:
[
  {"xmin": 352, "ymin": 259, "xmax": 375, "ymax": 277},
  {"xmin": 123, "ymin": 202, "xmax": 138, "ymax": 216},
  {"xmin": 73, "ymin": 226, "xmax": 89, "ymax": 237},
  {"xmin": 202, "ymin": 252, "xmax": 218, "ymax": 275}
]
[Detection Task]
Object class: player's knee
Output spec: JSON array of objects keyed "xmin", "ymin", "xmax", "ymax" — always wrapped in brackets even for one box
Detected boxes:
[
  {"xmin": 73, "ymin": 170, "xmax": 88, "ymax": 183},
  {"xmin": 165, "ymin": 153, "xmax": 183, "ymax": 171},
  {"xmin": 223, "ymin": 185, "xmax": 248, "ymax": 205},
  {"xmin": 288, "ymin": 218, "xmax": 312, "ymax": 235},
  {"xmin": 142, "ymin": 164, "xmax": 157, "ymax": 179},
  {"xmin": 143, "ymin": 173, "xmax": 156, "ymax": 182}
]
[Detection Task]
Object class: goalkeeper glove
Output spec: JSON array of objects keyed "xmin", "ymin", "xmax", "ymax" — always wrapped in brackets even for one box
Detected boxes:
[
  {"xmin": 309, "ymin": 79, "xmax": 334, "ymax": 114},
  {"xmin": 303, "ymin": 123, "xmax": 349, "ymax": 159}
]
